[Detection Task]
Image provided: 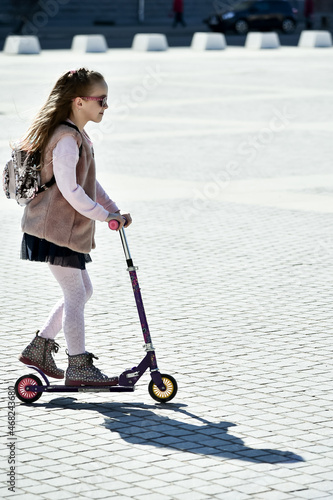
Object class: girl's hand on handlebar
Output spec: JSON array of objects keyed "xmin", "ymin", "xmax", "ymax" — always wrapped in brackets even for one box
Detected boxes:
[
  {"xmin": 121, "ymin": 213, "xmax": 132, "ymax": 228},
  {"xmin": 105, "ymin": 212, "xmax": 132, "ymax": 231}
]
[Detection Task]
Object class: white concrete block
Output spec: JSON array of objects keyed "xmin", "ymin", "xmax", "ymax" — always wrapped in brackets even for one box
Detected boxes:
[
  {"xmin": 245, "ymin": 32, "xmax": 280, "ymax": 50},
  {"xmin": 298, "ymin": 30, "xmax": 332, "ymax": 48},
  {"xmin": 3, "ymin": 36, "xmax": 40, "ymax": 55},
  {"xmin": 132, "ymin": 34, "xmax": 168, "ymax": 52},
  {"xmin": 71, "ymin": 35, "xmax": 108, "ymax": 53},
  {"xmin": 191, "ymin": 32, "xmax": 226, "ymax": 51}
]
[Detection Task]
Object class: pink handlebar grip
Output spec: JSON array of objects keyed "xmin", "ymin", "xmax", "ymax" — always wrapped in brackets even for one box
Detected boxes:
[{"xmin": 108, "ymin": 220, "xmax": 120, "ymax": 230}]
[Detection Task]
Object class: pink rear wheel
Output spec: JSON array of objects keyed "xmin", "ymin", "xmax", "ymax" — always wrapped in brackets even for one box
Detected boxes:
[{"xmin": 15, "ymin": 374, "xmax": 43, "ymax": 403}]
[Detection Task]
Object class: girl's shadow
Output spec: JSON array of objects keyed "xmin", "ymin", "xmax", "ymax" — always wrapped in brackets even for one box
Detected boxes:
[{"xmin": 37, "ymin": 397, "xmax": 303, "ymax": 464}]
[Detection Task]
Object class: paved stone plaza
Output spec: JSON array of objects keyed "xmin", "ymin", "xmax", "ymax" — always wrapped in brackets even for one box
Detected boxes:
[{"xmin": 1, "ymin": 45, "xmax": 333, "ymax": 499}]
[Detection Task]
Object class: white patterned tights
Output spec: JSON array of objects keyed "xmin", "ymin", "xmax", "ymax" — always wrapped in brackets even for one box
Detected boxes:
[{"xmin": 39, "ymin": 264, "xmax": 93, "ymax": 356}]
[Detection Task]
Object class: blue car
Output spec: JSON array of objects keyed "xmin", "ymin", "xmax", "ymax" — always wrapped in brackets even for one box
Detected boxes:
[{"xmin": 205, "ymin": 0, "xmax": 298, "ymax": 35}]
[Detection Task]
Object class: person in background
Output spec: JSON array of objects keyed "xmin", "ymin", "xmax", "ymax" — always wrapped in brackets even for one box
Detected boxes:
[
  {"xmin": 304, "ymin": 0, "xmax": 314, "ymax": 29},
  {"xmin": 172, "ymin": 0, "xmax": 186, "ymax": 28},
  {"xmin": 10, "ymin": 0, "xmax": 38, "ymax": 34}
]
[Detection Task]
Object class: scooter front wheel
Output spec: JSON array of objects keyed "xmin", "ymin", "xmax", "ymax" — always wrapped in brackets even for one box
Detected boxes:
[
  {"xmin": 148, "ymin": 374, "xmax": 178, "ymax": 403},
  {"xmin": 15, "ymin": 374, "xmax": 43, "ymax": 403}
]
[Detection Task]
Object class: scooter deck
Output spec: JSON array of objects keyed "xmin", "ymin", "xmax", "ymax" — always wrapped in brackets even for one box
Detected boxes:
[
  {"xmin": 33, "ymin": 384, "xmax": 135, "ymax": 393},
  {"xmin": 24, "ymin": 366, "xmax": 136, "ymax": 393}
]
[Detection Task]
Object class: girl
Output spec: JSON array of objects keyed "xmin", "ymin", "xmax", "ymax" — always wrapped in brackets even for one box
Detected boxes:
[{"xmin": 18, "ymin": 68, "xmax": 132, "ymax": 386}]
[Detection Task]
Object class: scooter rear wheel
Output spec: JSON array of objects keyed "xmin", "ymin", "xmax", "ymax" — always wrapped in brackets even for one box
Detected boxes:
[
  {"xmin": 15, "ymin": 374, "xmax": 43, "ymax": 403},
  {"xmin": 148, "ymin": 374, "xmax": 178, "ymax": 403}
]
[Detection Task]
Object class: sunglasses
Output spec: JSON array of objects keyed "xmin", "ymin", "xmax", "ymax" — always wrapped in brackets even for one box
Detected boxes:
[{"xmin": 79, "ymin": 96, "xmax": 108, "ymax": 107}]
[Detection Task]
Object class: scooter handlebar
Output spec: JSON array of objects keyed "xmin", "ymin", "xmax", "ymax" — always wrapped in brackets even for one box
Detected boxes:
[
  {"xmin": 108, "ymin": 218, "xmax": 127, "ymax": 230},
  {"xmin": 108, "ymin": 219, "xmax": 120, "ymax": 230}
]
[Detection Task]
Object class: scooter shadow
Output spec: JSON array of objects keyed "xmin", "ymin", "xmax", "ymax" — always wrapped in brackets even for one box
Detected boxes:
[{"xmin": 36, "ymin": 397, "xmax": 304, "ymax": 464}]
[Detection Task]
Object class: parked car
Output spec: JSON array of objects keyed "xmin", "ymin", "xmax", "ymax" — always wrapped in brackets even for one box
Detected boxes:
[{"xmin": 205, "ymin": 0, "xmax": 298, "ymax": 35}]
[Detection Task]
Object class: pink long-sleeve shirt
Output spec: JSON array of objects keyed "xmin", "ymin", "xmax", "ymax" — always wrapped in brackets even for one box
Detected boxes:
[{"xmin": 52, "ymin": 131, "xmax": 119, "ymax": 221}]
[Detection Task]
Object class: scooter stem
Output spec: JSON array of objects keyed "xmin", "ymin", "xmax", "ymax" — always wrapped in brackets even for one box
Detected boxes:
[
  {"xmin": 117, "ymin": 228, "xmax": 157, "ymax": 365},
  {"xmin": 119, "ymin": 227, "xmax": 132, "ymax": 264},
  {"xmin": 109, "ymin": 223, "xmax": 163, "ymax": 384}
]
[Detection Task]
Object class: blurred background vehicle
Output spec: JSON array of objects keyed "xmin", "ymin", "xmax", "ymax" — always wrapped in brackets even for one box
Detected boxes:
[{"xmin": 205, "ymin": 0, "xmax": 298, "ymax": 35}]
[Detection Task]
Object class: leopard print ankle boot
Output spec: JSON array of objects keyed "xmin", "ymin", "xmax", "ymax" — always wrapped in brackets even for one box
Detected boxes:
[
  {"xmin": 65, "ymin": 352, "xmax": 118, "ymax": 386},
  {"xmin": 19, "ymin": 331, "xmax": 64, "ymax": 379}
]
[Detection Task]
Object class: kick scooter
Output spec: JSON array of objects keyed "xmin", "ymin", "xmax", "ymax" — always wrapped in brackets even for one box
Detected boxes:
[{"xmin": 15, "ymin": 221, "xmax": 178, "ymax": 404}]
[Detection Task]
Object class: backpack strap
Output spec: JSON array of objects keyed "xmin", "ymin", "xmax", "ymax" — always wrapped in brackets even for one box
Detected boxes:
[
  {"xmin": 37, "ymin": 176, "xmax": 56, "ymax": 194},
  {"xmin": 61, "ymin": 121, "xmax": 80, "ymax": 133},
  {"xmin": 60, "ymin": 121, "xmax": 83, "ymax": 157}
]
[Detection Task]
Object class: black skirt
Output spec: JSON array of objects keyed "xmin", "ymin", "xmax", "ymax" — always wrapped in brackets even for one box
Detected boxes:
[{"xmin": 21, "ymin": 233, "xmax": 92, "ymax": 270}]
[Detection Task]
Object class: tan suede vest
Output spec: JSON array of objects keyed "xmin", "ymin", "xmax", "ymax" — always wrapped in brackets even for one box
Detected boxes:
[{"xmin": 21, "ymin": 124, "xmax": 97, "ymax": 253}]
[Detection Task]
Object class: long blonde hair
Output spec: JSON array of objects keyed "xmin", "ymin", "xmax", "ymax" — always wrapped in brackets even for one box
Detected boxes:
[{"xmin": 20, "ymin": 68, "xmax": 105, "ymax": 157}]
